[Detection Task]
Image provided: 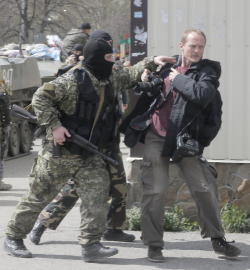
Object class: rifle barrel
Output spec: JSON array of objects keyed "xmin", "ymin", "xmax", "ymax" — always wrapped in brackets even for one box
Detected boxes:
[{"xmin": 85, "ymin": 145, "xmax": 118, "ymax": 166}]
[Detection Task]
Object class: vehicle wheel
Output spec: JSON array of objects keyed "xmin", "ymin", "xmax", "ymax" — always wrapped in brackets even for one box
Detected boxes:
[
  {"xmin": 9, "ymin": 123, "xmax": 20, "ymax": 157},
  {"xmin": 19, "ymin": 120, "xmax": 31, "ymax": 153}
]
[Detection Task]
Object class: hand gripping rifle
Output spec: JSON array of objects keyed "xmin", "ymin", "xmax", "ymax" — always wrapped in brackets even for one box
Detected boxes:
[{"xmin": 10, "ymin": 105, "xmax": 118, "ymax": 166}]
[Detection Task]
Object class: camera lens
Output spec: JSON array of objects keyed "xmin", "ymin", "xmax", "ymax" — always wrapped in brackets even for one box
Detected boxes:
[{"xmin": 137, "ymin": 81, "xmax": 152, "ymax": 92}]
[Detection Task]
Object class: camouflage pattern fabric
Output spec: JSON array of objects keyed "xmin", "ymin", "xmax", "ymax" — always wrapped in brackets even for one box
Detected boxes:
[
  {"xmin": 5, "ymin": 145, "xmax": 110, "ymax": 246},
  {"xmin": 106, "ymin": 150, "xmax": 127, "ymax": 230},
  {"xmin": 38, "ymin": 149, "xmax": 127, "ymax": 230},
  {"xmin": 32, "ymin": 56, "xmax": 157, "ymax": 138},
  {"xmin": 39, "ymin": 180, "xmax": 78, "ymax": 229},
  {"xmin": 62, "ymin": 29, "xmax": 88, "ymax": 55},
  {"xmin": 0, "ymin": 67, "xmax": 12, "ymax": 96},
  {"xmin": 58, "ymin": 59, "xmax": 77, "ymax": 70},
  {"xmin": 0, "ymin": 67, "xmax": 12, "ymax": 191},
  {"xmin": 5, "ymin": 56, "xmax": 158, "ymax": 245}
]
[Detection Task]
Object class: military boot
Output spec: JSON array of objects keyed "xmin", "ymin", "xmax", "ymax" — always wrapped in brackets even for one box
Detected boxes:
[
  {"xmin": 102, "ymin": 229, "xmax": 135, "ymax": 242},
  {"xmin": 82, "ymin": 242, "xmax": 118, "ymax": 262},
  {"xmin": 0, "ymin": 181, "xmax": 12, "ymax": 191},
  {"xmin": 4, "ymin": 236, "xmax": 32, "ymax": 258},
  {"xmin": 29, "ymin": 219, "xmax": 47, "ymax": 245}
]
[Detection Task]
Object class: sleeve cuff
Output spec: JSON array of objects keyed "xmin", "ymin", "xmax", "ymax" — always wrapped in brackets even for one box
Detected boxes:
[
  {"xmin": 148, "ymin": 56, "xmax": 158, "ymax": 71},
  {"xmin": 47, "ymin": 119, "xmax": 62, "ymax": 133}
]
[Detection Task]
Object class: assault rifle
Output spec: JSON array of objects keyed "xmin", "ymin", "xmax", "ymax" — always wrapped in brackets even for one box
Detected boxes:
[{"xmin": 10, "ymin": 105, "xmax": 118, "ymax": 166}]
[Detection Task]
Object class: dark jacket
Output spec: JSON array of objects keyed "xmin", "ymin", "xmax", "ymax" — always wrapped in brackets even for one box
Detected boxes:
[{"xmin": 119, "ymin": 55, "xmax": 222, "ymax": 157}]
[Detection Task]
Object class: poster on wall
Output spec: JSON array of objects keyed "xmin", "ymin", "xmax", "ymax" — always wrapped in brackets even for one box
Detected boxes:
[
  {"xmin": 131, "ymin": 0, "xmax": 148, "ymax": 63},
  {"xmin": 130, "ymin": 0, "xmax": 148, "ymax": 157}
]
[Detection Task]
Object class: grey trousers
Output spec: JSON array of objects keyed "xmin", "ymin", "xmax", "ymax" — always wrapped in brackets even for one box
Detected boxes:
[{"xmin": 140, "ymin": 129, "xmax": 225, "ymax": 247}]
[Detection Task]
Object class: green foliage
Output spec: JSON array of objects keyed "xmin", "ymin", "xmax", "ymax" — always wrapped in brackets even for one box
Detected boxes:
[
  {"xmin": 163, "ymin": 206, "xmax": 198, "ymax": 231},
  {"xmin": 126, "ymin": 206, "xmax": 198, "ymax": 232},
  {"xmin": 220, "ymin": 204, "xmax": 250, "ymax": 233},
  {"xmin": 126, "ymin": 207, "xmax": 142, "ymax": 231},
  {"xmin": 126, "ymin": 204, "xmax": 250, "ymax": 233}
]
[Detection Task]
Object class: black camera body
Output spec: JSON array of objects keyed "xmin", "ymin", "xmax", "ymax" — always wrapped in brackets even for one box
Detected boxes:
[
  {"xmin": 171, "ymin": 133, "xmax": 200, "ymax": 163},
  {"xmin": 134, "ymin": 72, "xmax": 164, "ymax": 97}
]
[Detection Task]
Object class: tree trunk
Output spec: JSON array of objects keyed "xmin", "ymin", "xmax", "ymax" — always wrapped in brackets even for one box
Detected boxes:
[{"xmin": 19, "ymin": 0, "xmax": 29, "ymax": 43}]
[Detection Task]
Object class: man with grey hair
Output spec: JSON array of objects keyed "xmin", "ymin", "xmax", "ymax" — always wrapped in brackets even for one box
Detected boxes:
[{"xmin": 120, "ymin": 28, "xmax": 241, "ymax": 262}]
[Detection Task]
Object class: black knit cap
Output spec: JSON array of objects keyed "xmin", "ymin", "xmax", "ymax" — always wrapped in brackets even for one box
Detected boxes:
[
  {"xmin": 73, "ymin": 43, "xmax": 84, "ymax": 52},
  {"xmin": 81, "ymin": 22, "xmax": 91, "ymax": 30}
]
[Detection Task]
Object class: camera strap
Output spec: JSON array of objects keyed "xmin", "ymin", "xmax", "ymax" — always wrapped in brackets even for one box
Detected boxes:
[
  {"xmin": 151, "ymin": 87, "xmax": 173, "ymax": 112},
  {"xmin": 177, "ymin": 105, "xmax": 206, "ymax": 138}
]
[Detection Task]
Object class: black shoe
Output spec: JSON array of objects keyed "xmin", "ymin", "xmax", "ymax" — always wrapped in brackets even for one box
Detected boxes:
[
  {"xmin": 29, "ymin": 219, "xmax": 47, "ymax": 245},
  {"xmin": 211, "ymin": 238, "xmax": 241, "ymax": 258},
  {"xmin": 82, "ymin": 242, "xmax": 118, "ymax": 262},
  {"xmin": 102, "ymin": 229, "xmax": 135, "ymax": 242},
  {"xmin": 3, "ymin": 236, "xmax": 32, "ymax": 258},
  {"xmin": 148, "ymin": 246, "xmax": 164, "ymax": 262}
]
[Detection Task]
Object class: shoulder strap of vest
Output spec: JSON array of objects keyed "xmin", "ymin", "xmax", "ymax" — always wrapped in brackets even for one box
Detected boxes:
[
  {"xmin": 68, "ymin": 64, "xmax": 88, "ymax": 86},
  {"xmin": 89, "ymin": 85, "xmax": 105, "ymax": 140},
  {"xmin": 68, "ymin": 62, "xmax": 83, "ymax": 73}
]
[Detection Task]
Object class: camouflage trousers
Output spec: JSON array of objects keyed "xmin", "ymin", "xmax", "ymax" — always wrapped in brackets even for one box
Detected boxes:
[
  {"xmin": 5, "ymin": 148, "xmax": 110, "ymax": 246},
  {"xmin": 39, "ymin": 150, "xmax": 127, "ymax": 231}
]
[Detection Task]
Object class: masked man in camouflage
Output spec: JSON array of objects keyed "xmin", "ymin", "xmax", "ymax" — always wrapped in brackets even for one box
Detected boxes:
[
  {"xmin": 0, "ymin": 67, "xmax": 12, "ymax": 191},
  {"xmin": 3, "ymin": 36, "xmax": 176, "ymax": 262},
  {"xmin": 29, "ymin": 30, "xmax": 135, "ymax": 245},
  {"xmin": 60, "ymin": 22, "xmax": 91, "ymax": 62}
]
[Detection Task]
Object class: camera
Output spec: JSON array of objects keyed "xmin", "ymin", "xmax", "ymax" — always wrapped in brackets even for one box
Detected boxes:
[
  {"xmin": 134, "ymin": 72, "xmax": 164, "ymax": 97},
  {"xmin": 171, "ymin": 133, "xmax": 200, "ymax": 163}
]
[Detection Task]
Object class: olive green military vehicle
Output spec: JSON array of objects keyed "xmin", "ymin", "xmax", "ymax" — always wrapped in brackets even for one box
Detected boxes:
[{"xmin": 0, "ymin": 56, "xmax": 61, "ymax": 159}]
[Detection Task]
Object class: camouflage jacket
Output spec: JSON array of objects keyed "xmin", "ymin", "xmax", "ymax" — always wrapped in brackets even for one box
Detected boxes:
[
  {"xmin": 0, "ymin": 67, "xmax": 12, "ymax": 96},
  {"xmin": 32, "ymin": 56, "xmax": 157, "ymax": 153},
  {"xmin": 62, "ymin": 29, "xmax": 88, "ymax": 55}
]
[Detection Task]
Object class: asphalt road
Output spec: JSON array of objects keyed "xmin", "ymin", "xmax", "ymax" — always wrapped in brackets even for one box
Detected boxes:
[{"xmin": 0, "ymin": 138, "xmax": 250, "ymax": 270}]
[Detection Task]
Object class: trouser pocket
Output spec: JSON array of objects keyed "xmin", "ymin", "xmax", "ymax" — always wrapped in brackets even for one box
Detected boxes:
[
  {"xmin": 199, "ymin": 156, "xmax": 218, "ymax": 184},
  {"xmin": 137, "ymin": 160, "xmax": 154, "ymax": 190}
]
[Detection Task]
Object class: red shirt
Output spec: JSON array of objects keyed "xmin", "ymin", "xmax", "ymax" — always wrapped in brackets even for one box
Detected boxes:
[{"xmin": 150, "ymin": 65, "xmax": 188, "ymax": 137}]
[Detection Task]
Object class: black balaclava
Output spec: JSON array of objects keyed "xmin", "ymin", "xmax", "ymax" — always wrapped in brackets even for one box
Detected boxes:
[
  {"xmin": 73, "ymin": 43, "xmax": 83, "ymax": 61},
  {"xmin": 89, "ymin": 30, "xmax": 113, "ymax": 50},
  {"xmin": 82, "ymin": 38, "xmax": 114, "ymax": 79},
  {"xmin": 90, "ymin": 30, "xmax": 112, "ymax": 42}
]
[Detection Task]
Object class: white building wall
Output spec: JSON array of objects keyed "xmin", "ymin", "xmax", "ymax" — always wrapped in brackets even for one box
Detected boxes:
[{"xmin": 147, "ymin": 0, "xmax": 250, "ymax": 161}]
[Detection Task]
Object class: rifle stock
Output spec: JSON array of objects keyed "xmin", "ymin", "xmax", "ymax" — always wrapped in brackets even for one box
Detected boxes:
[{"xmin": 10, "ymin": 104, "xmax": 38, "ymax": 124}]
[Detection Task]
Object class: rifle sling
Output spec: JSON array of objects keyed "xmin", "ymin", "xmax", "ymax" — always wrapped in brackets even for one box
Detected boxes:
[{"xmin": 89, "ymin": 85, "xmax": 105, "ymax": 140}]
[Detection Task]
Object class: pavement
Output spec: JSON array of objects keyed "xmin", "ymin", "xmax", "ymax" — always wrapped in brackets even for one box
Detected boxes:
[{"xmin": 0, "ymin": 138, "xmax": 250, "ymax": 270}]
